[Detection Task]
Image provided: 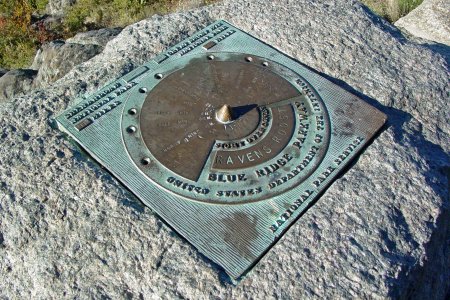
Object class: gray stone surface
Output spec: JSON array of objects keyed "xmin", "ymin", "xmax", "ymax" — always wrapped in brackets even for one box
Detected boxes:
[
  {"xmin": 0, "ymin": 69, "xmax": 37, "ymax": 102},
  {"xmin": 395, "ymin": 0, "xmax": 450, "ymax": 45},
  {"xmin": 66, "ymin": 27, "xmax": 123, "ymax": 47},
  {"xmin": 0, "ymin": 31, "xmax": 109, "ymax": 106},
  {"xmin": 45, "ymin": 0, "xmax": 77, "ymax": 16},
  {"xmin": 175, "ymin": 0, "xmax": 210, "ymax": 11},
  {"xmin": 31, "ymin": 40, "xmax": 102, "ymax": 88},
  {"xmin": 0, "ymin": 0, "xmax": 449, "ymax": 298}
]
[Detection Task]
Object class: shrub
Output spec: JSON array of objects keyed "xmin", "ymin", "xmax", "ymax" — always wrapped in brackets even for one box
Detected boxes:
[{"xmin": 0, "ymin": 0, "xmax": 50, "ymax": 69}]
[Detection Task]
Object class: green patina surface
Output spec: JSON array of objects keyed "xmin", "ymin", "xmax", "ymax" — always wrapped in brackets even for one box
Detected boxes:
[{"xmin": 56, "ymin": 20, "xmax": 386, "ymax": 279}]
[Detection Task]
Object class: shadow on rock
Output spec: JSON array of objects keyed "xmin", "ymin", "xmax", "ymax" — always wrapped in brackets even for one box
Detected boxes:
[{"xmin": 313, "ymin": 69, "xmax": 449, "ymax": 299}]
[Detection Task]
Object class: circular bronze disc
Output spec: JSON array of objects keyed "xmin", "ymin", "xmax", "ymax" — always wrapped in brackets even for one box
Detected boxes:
[
  {"xmin": 140, "ymin": 59, "xmax": 300, "ymax": 181},
  {"xmin": 122, "ymin": 52, "xmax": 331, "ymax": 204}
]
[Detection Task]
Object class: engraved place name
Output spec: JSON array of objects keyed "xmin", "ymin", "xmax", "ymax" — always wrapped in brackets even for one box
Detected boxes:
[
  {"xmin": 215, "ymin": 29, "xmax": 236, "ymax": 43},
  {"xmin": 179, "ymin": 36, "xmax": 211, "ymax": 56},
  {"xmin": 214, "ymin": 107, "xmax": 270, "ymax": 150},
  {"xmin": 92, "ymin": 100, "xmax": 122, "ymax": 120},
  {"xmin": 267, "ymin": 146, "xmax": 319, "ymax": 188},
  {"xmin": 292, "ymin": 100, "xmax": 325, "ymax": 149},
  {"xmin": 292, "ymin": 101, "xmax": 309, "ymax": 149},
  {"xmin": 271, "ymin": 106, "xmax": 293, "ymax": 143},
  {"xmin": 154, "ymin": 111, "xmax": 170, "ymax": 115},
  {"xmin": 163, "ymin": 22, "xmax": 236, "ymax": 58},
  {"xmin": 167, "ymin": 30, "xmax": 212, "ymax": 56},
  {"xmin": 293, "ymin": 122, "xmax": 309, "ymax": 149},
  {"xmin": 295, "ymin": 78, "xmax": 323, "ymax": 113},
  {"xmin": 65, "ymin": 82, "xmax": 121, "ymax": 118},
  {"xmin": 312, "ymin": 166, "xmax": 336, "ymax": 188},
  {"xmin": 216, "ymin": 187, "xmax": 262, "ymax": 198},
  {"xmin": 246, "ymin": 107, "xmax": 270, "ymax": 145},
  {"xmin": 162, "ymin": 140, "xmax": 181, "ymax": 153},
  {"xmin": 67, "ymin": 82, "xmax": 135, "ymax": 120},
  {"xmin": 269, "ymin": 189, "xmax": 313, "ymax": 233},
  {"xmin": 212, "ymin": 105, "xmax": 294, "ymax": 170},
  {"xmin": 215, "ymin": 141, "xmax": 246, "ymax": 150},
  {"xmin": 208, "ymin": 173, "xmax": 247, "ymax": 182},
  {"xmin": 215, "ymin": 146, "xmax": 273, "ymax": 165},
  {"xmin": 166, "ymin": 177, "xmax": 209, "ymax": 195},
  {"xmin": 69, "ymin": 82, "xmax": 136, "ymax": 124},
  {"xmin": 183, "ymin": 129, "xmax": 199, "ymax": 143},
  {"xmin": 255, "ymin": 153, "xmax": 293, "ymax": 177},
  {"xmin": 74, "ymin": 100, "xmax": 122, "ymax": 131},
  {"xmin": 333, "ymin": 136, "xmax": 364, "ymax": 165},
  {"xmin": 223, "ymin": 110, "xmax": 256, "ymax": 131}
]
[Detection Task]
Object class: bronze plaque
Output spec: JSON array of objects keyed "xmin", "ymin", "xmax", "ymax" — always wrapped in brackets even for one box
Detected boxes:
[{"xmin": 56, "ymin": 20, "xmax": 386, "ymax": 279}]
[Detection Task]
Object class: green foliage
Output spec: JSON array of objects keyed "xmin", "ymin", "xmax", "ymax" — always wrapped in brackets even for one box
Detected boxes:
[
  {"xmin": 0, "ymin": 0, "xmax": 183, "ymax": 69},
  {"xmin": 63, "ymin": 0, "xmax": 179, "ymax": 33},
  {"xmin": 0, "ymin": 0, "xmax": 50, "ymax": 68},
  {"xmin": 35, "ymin": 0, "xmax": 49, "ymax": 11},
  {"xmin": 0, "ymin": 22, "xmax": 37, "ymax": 69},
  {"xmin": 362, "ymin": 0, "xmax": 424, "ymax": 22},
  {"xmin": 0, "ymin": 0, "xmax": 48, "ymax": 16}
]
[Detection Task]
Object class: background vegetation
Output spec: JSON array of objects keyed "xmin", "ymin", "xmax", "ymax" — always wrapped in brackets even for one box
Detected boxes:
[
  {"xmin": 0, "ymin": 0, "xmax": 51, "ymax": 68},
  {"xmin": 63, "ymin": 0, "xmax": 182, "ymax": 32},
  {"xmin": 0, "ymin": 0, "xmax": 423, "ymax": 70},
  {"xmin": 0, "ymin": 0, "xmax": 197, "ymax": 69},
  {"xmin": 362, "ymin": 0, "xmax": 423, "ymax": 22}
]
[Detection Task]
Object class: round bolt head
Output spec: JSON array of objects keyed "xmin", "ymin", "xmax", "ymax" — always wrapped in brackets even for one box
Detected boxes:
[{"xmin": 127, "ymin": 126, "xmax": 137, "ymax": 133}]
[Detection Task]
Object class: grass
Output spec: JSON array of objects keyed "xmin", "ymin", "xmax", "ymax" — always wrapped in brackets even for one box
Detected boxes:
[
  {"xmin": 361, "ymin": 0, "xmax": 423, "ymax": 22},
  {"xmin": 63, "ymin": 0, "xmax": 181, "ymax": 33},
  {"xmin": 0, "ymin": 0, "xmax": 422, "ymax": 70}
]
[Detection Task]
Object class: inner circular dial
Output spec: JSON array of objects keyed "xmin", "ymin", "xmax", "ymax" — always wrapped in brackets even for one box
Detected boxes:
[{"xmin": 140, "ymin": 59, "xmax": 300, "ymax": 181}]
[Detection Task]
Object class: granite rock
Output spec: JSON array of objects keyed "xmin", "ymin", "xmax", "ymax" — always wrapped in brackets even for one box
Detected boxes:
[
  {"xmin": 31, "ymin": 40, "xmax": 102, "ymax": 88},
  {"xmin": 0, "ymin": 69, "xmax": 37, "ymax": 102},
  {"xmin": 66, "ymin": 27, "xmax": 123, "ymax": 47},
  {"xmin": 1, "ymin": 31, "xmax": 109, "ymax": 105},
  {"xmin": 0, "ymin": 0, "xmax": 449, "ymax": 299},
  {"xmin": 395, "ymin": 0, "xmax": 450, "ymax": 45}
]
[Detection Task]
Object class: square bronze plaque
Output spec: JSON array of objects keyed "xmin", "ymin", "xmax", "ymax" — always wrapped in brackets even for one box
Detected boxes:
[{"xmin": 56, "ymin": 20, "xmax": 386, "ymax": 279}]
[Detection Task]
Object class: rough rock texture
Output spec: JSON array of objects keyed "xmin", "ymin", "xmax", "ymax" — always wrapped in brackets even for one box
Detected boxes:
[
  {"xmin": 0, "ymin": 0, "xmax": 449, "ymax": 298},
  {"xmin": 66, "ymin": 27, "xmax": 123, "ymax": 47},
  {"xmin": 175, "ymin": 0, "xmax": 210, "ymax": 11},
  {"xmin": 0, "ymin": 30, "xmax": 114, "ymax": 105},
  {"xmin": 31, "ymin": 40, "xmax": 102, "ymax": 88},
  {"xmin": 45, "ymin": 0, "xmax": 77, "ymax": 16},
  {"xmin": 0, "ymin": 69, "xmax": 37, "ymax": 102},
  {"xmin": 395, "ymin": 0, "xmax": 450, "ymax": 45}
]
